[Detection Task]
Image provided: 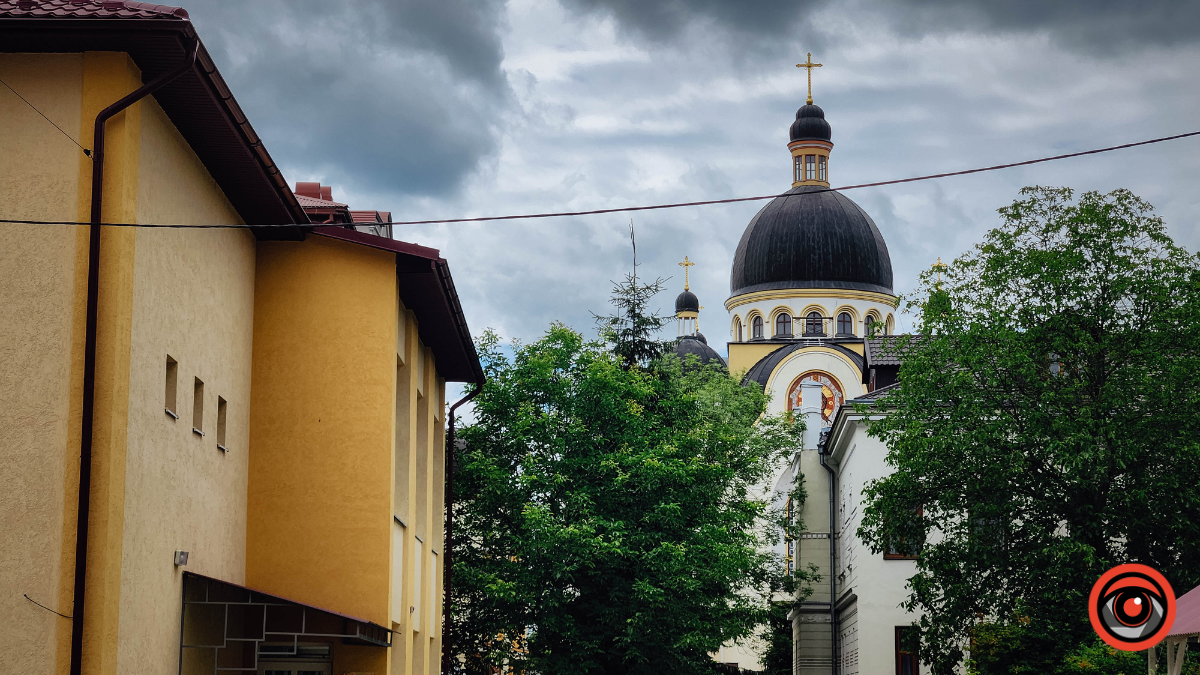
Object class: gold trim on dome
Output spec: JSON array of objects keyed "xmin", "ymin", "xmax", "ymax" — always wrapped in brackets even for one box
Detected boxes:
[{"xmin": 726, "ymin": 288, "xmax": 898, "ymax": 311}]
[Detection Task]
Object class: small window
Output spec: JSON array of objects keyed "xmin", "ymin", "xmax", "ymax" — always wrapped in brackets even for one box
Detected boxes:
[
  {"xmin": 775, "ymin": 313, "xmax": 792, "ymax": 337},
  {"xmin": 216, "ymin": 397, "xmax": 227, "ymax": 451},
  {"xmin": 793, "ymin": 156, "xmax": 803, "ymax": 183},
  {"xmin": 804, "ymin": 311, "xmax": 824, "ymax": 336},
  {"xmin": 818, "ymin": 155, "xmax": 827, "ymax": 182},
  {"xmin": 165, "ymin": 356, "xmax": 178, "ymax": 419},
  {"xmin": 837, "ymin": 312, "xmax": 854, "ymax": 336},
  {"xmin": 885, "ymin": 505, "xmax": 923, "ymax": 559},
  {"xmin": 805, "ymin": 154, "xmax": 816, "ymax": 180},
  {"xmin": 752, "ymin": 316, "xmax": 764, "ymax": 339},
  {"xmin": 192, "ymin": 377, "xmax": 204, "ymax": 436},
  {"xmin": 866, "ymin": 315, "xmax": 879, "ymax": 336},
  {"xmin": 896, "ymin": 627, "xmax": 918, "ymax": 675},
  {"xmin": 735, "ymin": 318, "xmax": 743, "ymax": 343}
]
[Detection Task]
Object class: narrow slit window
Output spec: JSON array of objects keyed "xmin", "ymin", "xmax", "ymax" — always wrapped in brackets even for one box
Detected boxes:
[
  {"xmin": 794, "ymin": 156, "xmax": 802, "ymax": 182},
  {"xmin": 216, "ymin": 397, "xmax": 227, "ymax": 450},
  {"xmin": 192, "ymin": 378, "xmax": 204, "ymax": 435},
  {"xmin": 165, "ymin": 356, "xmax": 178, "ymax": 418},
  {"xmin": 819, "ymin": 155, "xmax": 827, "ymax": 181}
]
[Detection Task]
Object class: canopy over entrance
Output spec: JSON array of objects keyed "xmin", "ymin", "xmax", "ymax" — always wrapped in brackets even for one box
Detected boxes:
[{"xmin": 180, "ymin": 572, "xmax": 390, "ymax": 674}]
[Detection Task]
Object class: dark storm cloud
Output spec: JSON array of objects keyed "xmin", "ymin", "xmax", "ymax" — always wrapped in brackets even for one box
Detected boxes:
[
  {"xmin": 561, "ymin": 0, "xmax": 1200, "ymax": 53},
  {"xmin": 183, "ymin": 0, "xmax": 510, "ymax": 197}
]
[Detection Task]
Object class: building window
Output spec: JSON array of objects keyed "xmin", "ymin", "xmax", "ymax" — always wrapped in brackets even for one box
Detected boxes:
[
  {"xmin": 775, "ymin": 313, "xmax": 792, "ymax": 337},
  {"xmin": 794, "ymin": 156, "xmax": 803, "ymax": 183},
  {"xmin": 752, "ymin": 315, "xmax": 764, "ymax": 339},
  {"xmin": 804, "ymin": 311, "xmax": 824, "ymax": 336},
  {"xmin": 837, "ymin": 312, "xmax": 854, "ymax": 336},
  {"xmin": 165, "ymin": 356, "xmax": 178, "ymax": 418},
  {"xmin": 885, "ymin": 505, "xmax": 924, "ymax": 559},
  {"xmin": 192, "ymin": 377, "xmax": 204, "ymax": 435},
  {"xmin": 735, "ymin": 318, "xmax": 743, "ymax": 342},
  {"xmin": 806, "ymin": 154, "xmax": 817, "ymax": 180},
  {"xmin": 216, "ymin": 397, "xmax": 228, "ymax": 451},
  {"xmin": 819, "ymin": 155, "xmax": 827, "ymax": 181},
  {"xmin": 896, "ymin": 626, "xmax": 918, "ymax": 675},
  {"xmin": 866, "ymin": 315, "xmax": 879, "ymax": 336}
]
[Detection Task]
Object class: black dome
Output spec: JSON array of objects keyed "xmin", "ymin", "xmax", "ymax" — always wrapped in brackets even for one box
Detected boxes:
[
  {"xmin": 730, "ymin": 185, "xmax": 894, "ymax": 297},
  {"xmin": 675, "ymin": 290, "xmax": 700, "ymax": 313},
  {"xmin": 674, "ymin": 335, "xmax": 726, "ymax": 368},
  {"xmin": 694, "ymin": 331, "xmax": 708, "ymax": 344},
  {"xmin": 790, "ymin": 104, "xmax": 831, "ymax": 142}
]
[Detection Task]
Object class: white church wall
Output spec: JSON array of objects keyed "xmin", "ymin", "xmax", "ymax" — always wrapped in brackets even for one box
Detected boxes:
[
  {"xmin": 726, "ymin": 293, "xmax": 896, "ymax": 342},
  {"xmin": 830, "ymin": 417, "xmax": 929, "ymax": 675}
]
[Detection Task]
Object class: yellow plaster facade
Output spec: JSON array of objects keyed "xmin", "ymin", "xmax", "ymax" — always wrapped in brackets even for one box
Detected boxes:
[{"xmin": 2, "ymin": 50, "xmax": 459, "ymax": 675}]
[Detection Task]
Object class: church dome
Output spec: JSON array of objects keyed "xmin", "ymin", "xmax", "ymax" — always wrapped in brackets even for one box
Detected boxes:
[
  {"xmin": 674, "ymin": 334, "xmax": 726, "ymax": 369},
  {"xmin": 790, "ymin": 104, "xmax": 831, "ymax": 143},
  {"xmin": 730, "ymin": 185, "xmax": 894, "ymax": 297},
  {"xmin": 675, "ymin": 289, "xmax": 700, "ymax": 314}
]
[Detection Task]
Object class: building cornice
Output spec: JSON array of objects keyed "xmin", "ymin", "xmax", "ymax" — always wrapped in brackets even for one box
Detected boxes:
[{"xmin": 726, "ymin": 288, "xmax": 898, "ymax": 311}]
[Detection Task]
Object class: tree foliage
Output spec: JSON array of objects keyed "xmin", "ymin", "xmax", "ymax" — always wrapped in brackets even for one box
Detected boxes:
[
  {"xmin": 857, "ymin": 187, "xmax": 1200, "ymax": 674},
  {"xmin": 452, "ymin": 319, "xmax": 803, "ymax": 673}
]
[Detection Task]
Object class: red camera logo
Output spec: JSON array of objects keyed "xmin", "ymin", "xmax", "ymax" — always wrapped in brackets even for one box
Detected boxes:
[{"xmin": 1089, "ymin": 563, "xmax": 1176, "ymax": 650}]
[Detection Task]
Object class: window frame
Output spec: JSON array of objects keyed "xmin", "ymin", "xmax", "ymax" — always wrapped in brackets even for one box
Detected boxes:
[
  {"xmin": 818, "ymin": 154, "xmax": 827, "ymax": 181},
  {"xmin": 751, "ymin": 315, "xmax": 764, "ymax": 339},
  {"xmin": 837, "ymin": 311, "xmax": 854, "ymax": 336},
  {"xmin": 805, "ymin": 154, "xmax": 817, "ymax": 180},
  {"xmin": 895, "ymin": 626, "xmax": 918, "ymax": 675},
  {"xmin": 775, "ymin": 313, "xmax": 792, "ymax": 337},
  {"xmin": 803, "ymin": 311, "xmax": 825, "ymax": 336}
]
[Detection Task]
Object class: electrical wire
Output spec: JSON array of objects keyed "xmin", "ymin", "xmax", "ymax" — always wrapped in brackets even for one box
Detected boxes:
[
  {"xmin": 24, "ymin": 593, "xmax": 72, "ymax": 620},
  {"xmin": 1, "ymin": 129, "xmax": 1197, "ymax": 229},
  {"xmin": 0, "ymin": 75, "xmax": 92, "ymax": 157}
]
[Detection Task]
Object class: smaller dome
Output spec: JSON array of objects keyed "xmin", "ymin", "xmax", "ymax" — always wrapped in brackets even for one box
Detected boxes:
[
  {"xmin": 675, "ymin": 290, "xmax": 699, "ymax": 314},
  {"xmin": 694, "ymin": 331, "xmax": 708, "ymax": 345},
  {"xmin": 673, "ymin": 335, "xmax": 726, "ymax": 369},
  {"xmin": 790, "ymin": 104, "xmax": 831, "ymax": 142}
]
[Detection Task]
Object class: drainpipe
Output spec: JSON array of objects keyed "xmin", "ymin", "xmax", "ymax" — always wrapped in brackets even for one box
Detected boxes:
[
  {"xmin": 71, "ymin": 38, "xmax": 198, "ymax": 675},
  {"xmin": 820, "ymin": 444, "xmax": 838, "ymax": 675},
  {"xmin": 442, "ymin": 377, "xmax": 485, "ymax": 675}
]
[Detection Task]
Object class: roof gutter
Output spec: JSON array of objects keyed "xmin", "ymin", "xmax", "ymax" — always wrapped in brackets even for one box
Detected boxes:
[
  {"xmin": 72, "ymin": 35, "xmax": 198, "ymax": 675},
  {"xmin": 441, "ymin": 375, "xmax": 486, "ymax": 674}
]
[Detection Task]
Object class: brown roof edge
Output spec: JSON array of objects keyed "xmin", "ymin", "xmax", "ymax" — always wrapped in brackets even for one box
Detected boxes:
[
  {"xmin": 0, "ymin": 8, "xmax": 310, "ymax": 235},
  {"xmin": 312, "ymin": 227, "xmax": 483, "ymax": 384}
]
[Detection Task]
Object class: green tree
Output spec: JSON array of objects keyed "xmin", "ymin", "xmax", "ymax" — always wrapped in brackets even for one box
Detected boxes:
[
  {"xmin": 857, "ymin": 187, "xmax": 1200, "ymax": 674},
  {"xmin": 594, "ymin": 272, "xmax": 671, "ymax": 369},
  {"xmin": 451, "ymin": 318, "xmax": 803, "ymax": 673}
]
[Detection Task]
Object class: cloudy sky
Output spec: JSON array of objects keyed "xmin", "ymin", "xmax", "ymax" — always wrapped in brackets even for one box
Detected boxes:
[{"xmin": 186, "ymin": 0, "xmax": 1200, "ymax": 357}]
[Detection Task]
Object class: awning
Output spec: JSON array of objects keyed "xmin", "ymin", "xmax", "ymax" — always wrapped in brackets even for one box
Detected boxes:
[{"xmin": 180, "ymin": 572, "xmax": 390, "ymax": 674}]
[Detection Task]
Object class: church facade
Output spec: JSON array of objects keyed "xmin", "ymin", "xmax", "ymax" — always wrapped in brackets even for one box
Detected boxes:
[{"xmin": 681, "ymin": 85, "xmax": 925, "ymax": 674}]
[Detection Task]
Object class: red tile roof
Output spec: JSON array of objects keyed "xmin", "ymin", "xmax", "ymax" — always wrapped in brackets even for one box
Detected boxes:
[
  {"xmin": 350, "ymin": 210, "xmax": 391, "ymax": 224},
  {"xmin": 296, "ymin": 194, "xmax": 348, "ymax": 209},
  {"xmin": 0, "ymin": 0, "xmax": 189, "ymax": 19}
]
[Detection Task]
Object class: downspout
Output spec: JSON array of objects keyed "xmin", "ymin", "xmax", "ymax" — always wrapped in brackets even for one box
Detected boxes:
[
  {"xmin": 71, "ymin": 38, "xmax": 198, "ymax": 675},
  {"xmin": 820, "ymin": 444, "xmax": 838, "ymax": 675},
  {"xmin": 441, "ymin": 377, "xmax": 485, "ymax": 675}
]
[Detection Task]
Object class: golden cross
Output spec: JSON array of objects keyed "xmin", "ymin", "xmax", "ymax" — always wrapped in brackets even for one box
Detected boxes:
[
  {"xmin": 795, "ymin": 52, "xmax": 823, "ymax": 105},
  {"xmin": 932, "ymin": 257, "xmax": 948, "ymax": 286},
  {"xmin": 678, "ymin": 255, "xmax": 695, "ymax": 290}
]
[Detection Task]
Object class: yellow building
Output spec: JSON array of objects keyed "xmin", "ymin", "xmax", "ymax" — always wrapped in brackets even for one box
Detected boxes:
[{"xmin": 0, "ymin": 4, "xmax": 482, "ymax": 675}]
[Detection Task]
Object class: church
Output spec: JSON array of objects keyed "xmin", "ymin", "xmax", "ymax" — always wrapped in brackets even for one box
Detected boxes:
[{"xmin": 673, "ymin": 59, "xmax": 923, "ymax": 675}]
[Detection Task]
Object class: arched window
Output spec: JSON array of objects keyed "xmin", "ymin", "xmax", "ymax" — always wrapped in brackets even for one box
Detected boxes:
[
  {"xmin": 775, "ymin": 313, "xmax": 792, "ymax": 337},
  {"xmin": 735, "ymin": 318, "xmax": 743, "ymax": 342},
  {"xmin": 752, "ymin": 315, "xmax": 764, "ymax": 339},
  {"xmin": 804, "ymin": 311, "xmax": 824, "ymax": 336},
  {"xmin": 837, "ymin": 312, "xmax": 853, "ymax": 336}
]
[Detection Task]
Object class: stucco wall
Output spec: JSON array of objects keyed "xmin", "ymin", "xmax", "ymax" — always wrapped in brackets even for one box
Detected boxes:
[
  {"xmin": 248, "ymin": 235, "xmax": 399, "ymax": 674},
  {"xmin": 763, "ymin": 346, "xmax": 867, "ymax": 418},
  {"xmin": 114, "ymin": 94, "xmax": 255, "ymax": 675},
  {"xmin": 0, "ymin": 52, "xmax": 85, "ymax": 675},
  {"xmin": 831, "ymin": 420, "xmax": 925, "ymax": 675}
]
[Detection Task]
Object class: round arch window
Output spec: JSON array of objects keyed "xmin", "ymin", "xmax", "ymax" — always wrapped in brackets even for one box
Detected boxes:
[
  {"xmin": 775, "ymin": 313, "xmax": 792, "ymax": 337},
  {"xmin": 837, "ymin": 312, "xmax": 854, "ymax": 336},
  {"xmin": 787, "ymin": 371, "xmax": 845, "ymax": 425},
  {"xmin": 752, "ymin": 315, "xmax": 764, "ymax": 339}
]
